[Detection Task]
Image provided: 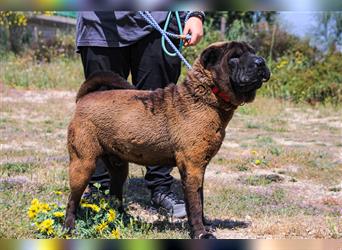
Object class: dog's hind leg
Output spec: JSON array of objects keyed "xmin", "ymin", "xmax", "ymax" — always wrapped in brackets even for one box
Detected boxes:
[
  {"xmin": 103, "ymin": 155, "xmax": 128, "ymax": 212},
  {"xmin": 64, "ymin": 121, "xmax": 102, "ymax": 231},
  {"xmin": 65, "ymin": 157, "xmax": 97, "ymax": 230}
]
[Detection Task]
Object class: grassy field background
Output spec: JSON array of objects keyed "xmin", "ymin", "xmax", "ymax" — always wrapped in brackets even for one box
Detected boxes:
[{"xmin": 1, "ymin": 78, "xmax": 341, "ymax": 238}]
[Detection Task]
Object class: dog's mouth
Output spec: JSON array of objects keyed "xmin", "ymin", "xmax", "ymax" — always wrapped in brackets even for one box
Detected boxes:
[
  {"xmin": 232, "ymin": 78, "xmax": 263, "ymax": 93},
  {"xmin": 230, "ymin": 74, "xmax": 266, "ymax": 94}
]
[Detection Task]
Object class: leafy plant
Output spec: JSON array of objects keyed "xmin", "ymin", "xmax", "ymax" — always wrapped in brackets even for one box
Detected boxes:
[
  {"xmin": 27, "ymin": 185, "xmax": 152, "ymax": 239},
  {"xmin": 260, "ymin": 51, "xmax": 342, "ymax": 105}
]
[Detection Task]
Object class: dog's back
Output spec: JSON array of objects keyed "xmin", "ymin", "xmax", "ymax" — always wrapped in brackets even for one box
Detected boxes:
[{"xmin": 76, "ymin": 71, "xmax": 135, "ymax": 102}]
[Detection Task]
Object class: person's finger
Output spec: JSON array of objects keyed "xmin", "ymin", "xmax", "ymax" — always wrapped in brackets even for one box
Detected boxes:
[
  {"xmin": 183, "ymin": 22, "xmax": 196, "ymax": 46},
  {"xmin": 183, "ymin": 25, "xmax": 190, "ymax": 37},
  {"xmin": 183, "ymin": 37, "xmax": 190, "ymax": 47},
  {"xmin": 184, "ymin": 37, "xmax": 191, "ymax": 47},
  {"xmin": 189, "ymin": 33, "xmax": 198, "ymax": 46}
]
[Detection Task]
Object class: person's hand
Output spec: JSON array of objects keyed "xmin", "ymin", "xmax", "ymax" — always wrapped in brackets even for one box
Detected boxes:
[{"xmin": 183, "ymin": 16, "xmax": 203, "ymax": 47}]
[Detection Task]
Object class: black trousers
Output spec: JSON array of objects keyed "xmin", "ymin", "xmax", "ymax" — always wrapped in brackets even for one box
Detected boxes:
[{"xmin": 79, "ymin": 30, "xmax": 181, "ymax": 192}]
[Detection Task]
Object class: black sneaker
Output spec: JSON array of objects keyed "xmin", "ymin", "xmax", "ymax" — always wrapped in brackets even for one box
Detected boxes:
[{"xmin": 151, "ymin": 190, "xmax": 187, "ymax": 218}]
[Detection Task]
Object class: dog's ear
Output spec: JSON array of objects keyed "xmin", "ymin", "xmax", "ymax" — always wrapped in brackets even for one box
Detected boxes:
[{"xmin": 200, "ymin": 46, "xmax": 222, "ymax": 70}]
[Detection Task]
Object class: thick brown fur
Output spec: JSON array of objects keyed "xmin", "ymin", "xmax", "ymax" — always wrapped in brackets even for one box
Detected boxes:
[{"xmin": 64, "ymin": 41, "xmax": 270, "ymax": 239}]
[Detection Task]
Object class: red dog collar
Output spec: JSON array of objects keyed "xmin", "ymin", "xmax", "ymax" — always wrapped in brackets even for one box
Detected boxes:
[{"xmin": 211, "ymin": 86, "xmax": 230, "ymax": 102}]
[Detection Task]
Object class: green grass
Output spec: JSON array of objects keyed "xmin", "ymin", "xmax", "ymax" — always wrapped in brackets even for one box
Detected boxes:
[
  {"xmin": 245, "ymin": 122, "xmax": 261, "ymax": 129},
  {"xmin": 0, "ymin": 162, "xmax": 36, "ymax": 174},
  {"xmin": 237, "ymin": 105, "xmax": 259, "ymax": 116},
  {"xmin": 0, "ymin": 53, "xmax": 83, "ymax": 90},
  {"xmin": 256, "ymin": 135, "xmax": 274, "ymax": 146},
  {"xmin": 205, "ymin": 187, "xmax": 314, "ymax": 218},
  {"xmin": 243, "ymin": 174, "xmax": 284, "ymax": 186}
]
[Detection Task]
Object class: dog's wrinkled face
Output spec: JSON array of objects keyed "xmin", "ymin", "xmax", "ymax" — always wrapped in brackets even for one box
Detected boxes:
[
  {"xmin": 229, "ymin": 51, "xmax": 270, "ymax": 92},
  {"xmin": 200, "ymin": 41, "xmax": 271, "ymax": 104}
]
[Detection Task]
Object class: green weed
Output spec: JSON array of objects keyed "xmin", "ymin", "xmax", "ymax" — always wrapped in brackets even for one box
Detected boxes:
[{"xmin": 0, "ymin": 162, "xmax": 35, "ymax": 174}]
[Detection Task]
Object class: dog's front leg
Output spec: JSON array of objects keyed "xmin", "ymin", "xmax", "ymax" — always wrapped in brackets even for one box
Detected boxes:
[{"xmin": 178, "ymin": 161, "xmax": 216, "ymax": 239}]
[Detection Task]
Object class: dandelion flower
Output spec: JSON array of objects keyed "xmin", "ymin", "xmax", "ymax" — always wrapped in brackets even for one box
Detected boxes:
[
  {"xmin": 90, "ymin": 204, "xmax": 100, "ymax": 213},
  {"xmin": 255, "ymin": 159, "xmax": 261, "ymax": 165},
  {"xmin": 81, "ymin": 203, "xmax": 100, "ymax": 213},
  {"xmin": 107, "ymin": 209, "xmax": 116, "ymax": 223},
  {"xmin": 95, "ymin": 221, "xmax": 108, "ymax": 233},
  {"xmin": 27, "ymin": 199, "xmax": 41, "ymax": 219},
  {"xmin": 37, "ymin": 219, "xmax": 54, "ymax": 235},
  {"xmin": 27, "ymin": 208, "xmax": 38, "ymax": 219},
  {"xmin": 111, "ymin": 228, "xmax": 120, "ymax": 239},
  {"xmin": 54, "ymin": 191, "xmax": 62, "ymax": 195},
  {"xmin": 39, "ymin": 203, "xmax": 51, "ymax": 213},
  {"xmin": 31, "ymin": 198, "xmax": 40, "ymax": 206},
  {"xmin": 53, "ymin": 211, "xmax": 65, "ymax": 218}
]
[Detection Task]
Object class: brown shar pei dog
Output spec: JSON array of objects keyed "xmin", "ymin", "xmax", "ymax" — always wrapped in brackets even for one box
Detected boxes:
[{"xmin": 64, "ymin": 41, "xmax": 270, "ymax": 239}]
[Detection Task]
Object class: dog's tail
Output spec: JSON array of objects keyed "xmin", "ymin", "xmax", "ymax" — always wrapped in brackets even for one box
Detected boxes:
[{"xmin": 76, "ymin": 71, "xmax": 135, "ymax": 102}]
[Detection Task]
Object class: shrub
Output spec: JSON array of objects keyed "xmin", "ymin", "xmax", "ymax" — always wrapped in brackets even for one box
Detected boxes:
[
  {"xmin": 260, "ymin": 51, "xmax": 342, "ymax": 105},
  {"xmin": 32, "ymin": 30, "xmax": 76, "ymax": 62},
  {"xmin": 249, "ymin": 26, "xmax": 320, "ymax": 63}
]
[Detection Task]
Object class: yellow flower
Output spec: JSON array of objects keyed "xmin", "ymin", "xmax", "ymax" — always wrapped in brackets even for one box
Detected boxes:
[
  {"xmin": 90, "ymin": 204, "xmax": 100, "ymax": 213},
  {"xmin": 39, "ymin": 219, "xmax": 53, "ymax": 228},
  {"xmin": 111, "ymin": 228, "xmax": 120, "ymax": 239},
  {"xmin": 53, "ymin": 211, "xmax": 64, "ymax": 218},
  {"xmin": 31, "ymin": 198, "xmax": 39, "ymax": 206},
  {"xmin": 27, "ymin": 199, "xmax": 41, "ymax": 219},
  {"xmin": 276, "ymin": 58, "xmax": 288, "ymax": 69},
  {"xmin": 107, "ymin": 209, "xmax": 116, "ymax": 223},
  {"xmin": 81, "ymin": 203, "xmax": 100, "ymax": 213},
  {"xmin": 95, "ymin": 221, "xmax": 108, "ymax": 233},
  {"xmin": 36, "ymin": 219, "xmax": 54, "ymax": 235},
  {"xmin": 251, "ymin": 150, "xmax": 257, "ymax": 155},
  {"xmin": 39, "ymin": 203, "xmax": 51, "ymax": 213},
  {"xmin": 27, "ymin": 209, "xmax": 37, "ymax": 219},
  {"xmin": 255, "ymin": 159, "xmax": 261, "ymax": 165},
  {"xmin": 54, "ymin": 191, "xmax": 62, "ymax": 195}
]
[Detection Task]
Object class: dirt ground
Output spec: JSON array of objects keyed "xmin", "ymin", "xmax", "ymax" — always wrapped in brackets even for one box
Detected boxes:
[{"xmin": 0, "ymin": 85, "xmax": 341, "ymax": 239}]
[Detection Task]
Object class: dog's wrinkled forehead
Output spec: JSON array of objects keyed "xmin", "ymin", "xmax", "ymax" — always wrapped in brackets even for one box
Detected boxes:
[
  {"xmin": 200, "ymin": 41, "xmax": 256, "ymax": 70},
  {"xmin": 225, "ymin": 42, "xmax": 256, "ymax": 58}
]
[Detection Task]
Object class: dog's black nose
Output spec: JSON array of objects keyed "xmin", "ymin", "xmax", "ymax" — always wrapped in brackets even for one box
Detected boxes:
[{"xmin": 254, "ymin": 57, "xmax": 265, "ymax": 67}]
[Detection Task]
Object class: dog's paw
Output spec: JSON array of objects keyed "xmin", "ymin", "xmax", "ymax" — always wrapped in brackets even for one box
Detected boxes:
[
  {"xmin": 63, "ymin": 216, "xmax": 76, "ymax": 233},
  {"xmin": 205, "ymin": 224, "xmax": 216, "ymax": 233},
  {"xmin": 203, "ymin": 219, "xmax": 216, "ymax": 233},
  {"xmin": 199, "ymin": 232, "xmax": 216, "ymax": 239},
  {"xmin": 197, "ymin": 232, "xmax": 217, "ymax": 239}
]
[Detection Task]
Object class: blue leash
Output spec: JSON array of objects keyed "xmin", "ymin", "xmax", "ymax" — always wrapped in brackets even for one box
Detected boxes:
[
  {"xmin": 138, "ymin": 11, "xmax": 193, "ymax": 70},
  {"xmin": 162, "ymin": 11, "xmax": 184, "ymax": 57}
]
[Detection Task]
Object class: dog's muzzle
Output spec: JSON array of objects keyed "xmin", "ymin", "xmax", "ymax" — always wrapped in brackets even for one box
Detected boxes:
[{"xmin": 229, "ymin": 56, "xmax": 270, "ymax": 93}]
